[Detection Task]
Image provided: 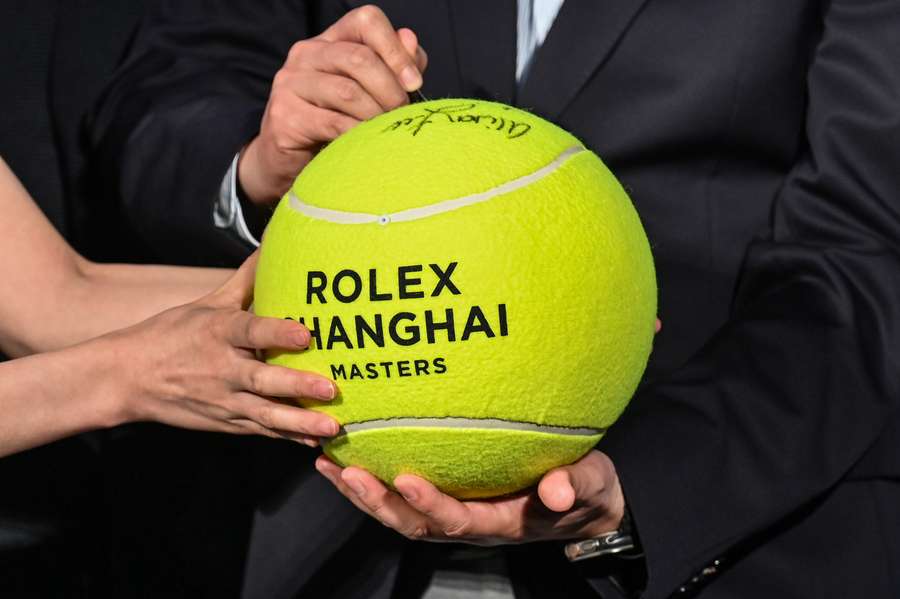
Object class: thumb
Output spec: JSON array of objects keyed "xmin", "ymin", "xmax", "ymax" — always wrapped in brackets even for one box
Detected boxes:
[
  {"xmin": 208, "ymin": 250, "xmax": 260, "ymax": 309},
  {"xmin": 538, "ymin": 451, "xmax": 610, "ymax": 512},
  {"xmin": 538, "ymin": 466, "xmax": 578, "ymax": 512}
]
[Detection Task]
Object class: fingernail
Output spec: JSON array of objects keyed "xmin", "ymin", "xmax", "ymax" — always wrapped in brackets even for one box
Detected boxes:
[
  {"xmin": 295, "ymin": 328, "xmax": 311, "ymax": 347},
  {"xmin": 345, "ymin": 476, "xmax": 366, "ymax": 498},
  {"xmin": 399, "ymin": 487, "xmax": 418, "ymax": 503},
  {"xmin": 400, "ymin": 66, "xmax": 421, "ymax": 91},
  {"xmin": 319, "ymin": 419, "xmax": 339, "ymax": 437},
  {"xmin": 315, "ymin": 380, "xmax": 335, "ymax": 400}
]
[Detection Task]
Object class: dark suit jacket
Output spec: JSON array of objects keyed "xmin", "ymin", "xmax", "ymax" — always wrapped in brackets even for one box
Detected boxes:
[{"xmin": 89, "ymin": 1, "xmax": 900, "ymax": 597}]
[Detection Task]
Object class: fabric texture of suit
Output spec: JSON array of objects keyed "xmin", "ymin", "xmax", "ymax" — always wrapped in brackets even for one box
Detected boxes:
[{"xmin": 88, "ymin": 1, "xmax": 900, "ymax": 597}]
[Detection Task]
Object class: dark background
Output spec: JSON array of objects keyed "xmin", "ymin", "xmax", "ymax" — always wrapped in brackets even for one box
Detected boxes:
[{"xmin": 0, "ymin": 2, "xmax": 146, "ymax": 595}]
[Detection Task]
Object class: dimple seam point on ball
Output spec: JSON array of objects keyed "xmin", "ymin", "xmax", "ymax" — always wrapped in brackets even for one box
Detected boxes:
[{"xmin": 288, "ymin": 145, "xmax": 586, "ymax": 225}]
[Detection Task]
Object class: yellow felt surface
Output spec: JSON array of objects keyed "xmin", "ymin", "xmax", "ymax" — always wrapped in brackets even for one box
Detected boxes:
[
  {"xmin": 255, "ymin": 99, "xmax": 656, "ymax": 497},
  {"xmin": 324, "ymin": 428, "xmax": 602, "ymax": 499},
  {"xmin": 294, "ymin": 100, "xmax": 580, "ymax": 214}
]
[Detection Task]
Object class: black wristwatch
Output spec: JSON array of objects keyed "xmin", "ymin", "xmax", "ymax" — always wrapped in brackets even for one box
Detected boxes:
[{"xmin": 564, "ymin": 506, "xmax": 644, "ymax": 562}]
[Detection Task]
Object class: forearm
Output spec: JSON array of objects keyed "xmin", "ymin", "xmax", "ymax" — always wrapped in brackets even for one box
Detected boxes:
[
  {"xmin": 0, "ymin": 337, "xmax": 125, "ymax": 458},
  {"xmin": 2, "ymin": 260, "xmax": 230, "ymax": 358},
  {"xmin": 70, "ymin": 261, "xmax": 232, "ymax": 349},
  {"xmin": 0, "ymin": 254, "xmax": 337, "ymax": 457},
  {"xmin": 0, "ymin": 157, "xmax": 233, "ymax": 357}
]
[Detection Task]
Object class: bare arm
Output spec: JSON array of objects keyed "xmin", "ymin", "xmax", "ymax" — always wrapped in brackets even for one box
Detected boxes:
[
  {"xmin": 0, "ymin": 157, "xmax": 230, "ymax": 357},
  {"xmin": 0, "ymin": 338, "xmax": 122, "ymax": 455},
  {"xmin": 0, "ymin": 254, "xmax": 341, "ymax": 458},
  {"xmin": 0, "ymin": 158, "xmax": 342, "ymax": 457}
]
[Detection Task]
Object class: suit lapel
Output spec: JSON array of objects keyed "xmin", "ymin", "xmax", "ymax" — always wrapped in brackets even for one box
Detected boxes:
[
  {"xmin": 518, "ymin": 0, "xmax": 651, "ymax": 119},
  {"xmin": 447, "ymin": 0, "xmax": 518, "ymax": 103}
]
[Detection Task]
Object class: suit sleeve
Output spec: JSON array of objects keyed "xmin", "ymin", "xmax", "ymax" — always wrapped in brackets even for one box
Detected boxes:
[
  {"xmin": 594, "ymin": 1, "xmax": 900, "ymax": 596},
  {"xmin": 87, "ymin": 0, "xmax": 324, "ymax": 265}
]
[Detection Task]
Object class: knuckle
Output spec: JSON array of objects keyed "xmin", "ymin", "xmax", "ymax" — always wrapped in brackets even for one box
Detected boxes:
[
  {"xmin": 286, "ymin": 40, "xmax": 308, "ymax": 62},
  {"xmin": 255, "ymin": 403, "xmax": 276, "ymax": 429},
  {"xmin": 508, "ymin": 522, "xmax": 526, "ymax": 542},
  {"xmin": 334, "ymin": 78, "xmax": 359, "ymax": 102},
  {"xmin": 404, "ymin": 525, "xmax": 429, "ymax": 540},
  {"xmin": 285, "ymin": 111, "xmax": 306, "ymax": 131},
  {"xmin": 261, "ymin": 427, "xmax": 283, "ymax": 440},
  {"xmin": 267, "ymin": 97, "xmax": 287, "ymax": 122},
  {"xmin": 441, "ymin": 519, "xmax": 470, "ymax": 538},
  {"xmin": 243, "ymin": 316, "xmax": 260, "ymax": 347},
  {"xmin": 354, "ymin": 4, "xmax": 384, "ymax": 25},
  {"xmin": 382, "ymin": 44, "xmax": 407, "ymax": 68},
  {"xmin": 271, "ymin": 68, "xmax": 290, "ymax": 89},
  {"xmin": 319, "ymin": 114, "xmax": 346, "ymax": 139},
  {"xmin": 333, "ymin": 120, "xmax": 352, "ymax": 138},
  {"xmin": 348, "ymin": 44, "xmax": 375, "ymax": 68},
  {"xmin": 272, "ymin": 127, "xmax": 297, "ymax": 151},
  {"xmin": 246, "ymin": 421, "xmax": 279, "ymax": 439},
  {"xmin": 248, "ymin": 367, "xmax": 268, "ymax": 395}
]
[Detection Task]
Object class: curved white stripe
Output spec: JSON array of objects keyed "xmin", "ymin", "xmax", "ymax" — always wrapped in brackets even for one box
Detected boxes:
[
  {"xmin": 289, "ymin": 145, "xmax": 585, "ymax": 225},
  {"xmin": 288, "ymin": 201, "xmax": 381, "ymax": 224},
  {"xmin": 339, "ymin": 417, "xmax": 604, "ymax": 437}
]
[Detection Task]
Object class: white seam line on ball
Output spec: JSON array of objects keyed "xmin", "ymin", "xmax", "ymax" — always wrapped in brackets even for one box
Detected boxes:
[
  {"xmin": 288, "ymin": 145, "xmax": 586, "ymax": 225},
  {"xmin": 339, "ymin": 417, "xmax": 604, "ymax": 436}
]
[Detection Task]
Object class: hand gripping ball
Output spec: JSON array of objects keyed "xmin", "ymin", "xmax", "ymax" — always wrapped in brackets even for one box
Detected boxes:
[{"xmin": 254, "ymin": 99, "xmax": 656, "ymax": 498}]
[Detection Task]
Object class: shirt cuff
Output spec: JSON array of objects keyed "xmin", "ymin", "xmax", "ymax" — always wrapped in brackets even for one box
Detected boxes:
[{"xmin": 213, "ymin": 152, "xmax": 261, "ymax": 248}]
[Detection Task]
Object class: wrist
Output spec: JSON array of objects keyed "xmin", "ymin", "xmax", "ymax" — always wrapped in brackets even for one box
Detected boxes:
[
  {"xmin": 237, "ymin": 137, "xmax": 316, "ymax": 205},
  {"xmin": 67, "ymin": 334, "xmax": 137, "ymax": 429},
  {"xmin": 565, "ymin": 477, "xmax": 643, "ymax": 563},
  {"xmin": 232, "ymin": 155, "xmax": 273, "ymax": 239},
  {"xmin": 565, "ymin": 505, "xmax": 642, "ymax": 563},
  {"xmin": 583, "ymin": 453, "xmax": 627, "ymax": 537},
  {"xmin": 237, "ymin": 138, "xmax": 281, "ymax": 205}
]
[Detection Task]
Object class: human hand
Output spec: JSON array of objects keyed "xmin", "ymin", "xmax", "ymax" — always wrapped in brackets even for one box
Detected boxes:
[
  {"xmin": 102, "ymin": 252, "xmax": 339, "ymax": 445},
  {"xmin": 315, "ymin": 319, "xmax": 659, "ymax": 538},
  {"xmin": 239, "ymin": 4, "xmax": 428, "ymax": 204},
  {"xmin": 316, "ymin": 450, "xmax": 625, "ymax": 545}
]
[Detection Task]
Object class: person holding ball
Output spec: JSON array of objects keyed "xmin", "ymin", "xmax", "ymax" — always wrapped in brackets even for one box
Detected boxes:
[
  {"xmin": 90, "ymin": 1, "xmax": 900, "ymax": 598},
  {"xmin": 0, "ymin": 157, "xmax": 339, "ymax": 459}
]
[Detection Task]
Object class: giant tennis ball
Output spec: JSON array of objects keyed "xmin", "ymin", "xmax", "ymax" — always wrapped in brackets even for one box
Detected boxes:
[{"xmin": 255, "ymin": 99, "xmax": 656, "ymax": 499}]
